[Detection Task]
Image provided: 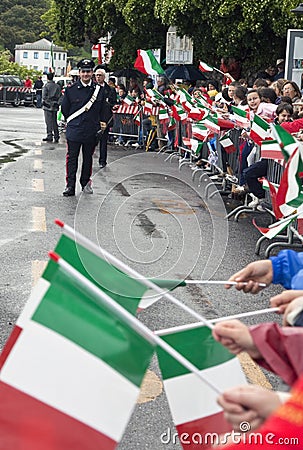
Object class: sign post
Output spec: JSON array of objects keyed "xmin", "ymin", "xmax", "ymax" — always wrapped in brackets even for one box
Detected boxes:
[
  {"xmin": 285, "ymin": 29, "xmax": 303, "ymax": 89},
  {"xmin": 166, "ymin": 27, "xmax": 193, "ymax": 65}
]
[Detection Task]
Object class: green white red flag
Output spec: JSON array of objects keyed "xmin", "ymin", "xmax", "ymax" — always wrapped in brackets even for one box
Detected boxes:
[
  {"xmin": 182, "ymin": 137, "xmax": 204, "ymax": 155},
  {"xmin": 123, "ymin": 94, "xmax": 135, "ymax": 106},
  {"xmin": 252, "ymin": 214, "xmax": 298, "ymax": 239},
  {"xmin": 159, "ymin": 108, "xmax": 169, "ymax": 122},
  {"xmin": 271, "ymin": 123, "xmax": 298, "ymax": 162},
  {"xmin": 134, "ymin": 49, "xmax": 164, "ymax": 76},
  {"xmin": 199, "ymin": 61, "xmax": 214, "ymax": 72},
  {"xmin": 187, "ymin": 106, "xmax": 205, "ymax": 121},
  {"xmin": 219, "ymin": 132, "xmax": 237, "ymax": 153},
  {"xmin": 192, "ymin": 122, "xmax": 208, "ymax": 140},
  {"xmin": 249, "ymin": 114, "xmax": 271, "ymax": 146},
  {"xmin": 260, "ymin": 140, "xmax": 283, "ymax": 161},
  {"xmin": 276, "ymin": 147, "xmax": 303, "ymax": 207},
  {"xmin": 157, "ymin": 326, "xmax": 247, "ymax": 449},
  {"xmin": 231, "ymin": 105, "xmax": 250, "ymax": 128},
  {"xmin": 0, "ymin": 256, "xmax": 154, "ymax": 449}
]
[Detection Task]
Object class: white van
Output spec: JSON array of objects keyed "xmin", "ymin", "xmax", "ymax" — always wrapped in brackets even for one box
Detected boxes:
[{"xmin": 53, "ymin": 76, "xmax": 73, "ymax": 89}]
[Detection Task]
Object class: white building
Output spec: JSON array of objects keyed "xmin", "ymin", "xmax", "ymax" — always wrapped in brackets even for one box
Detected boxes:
[{"xmin": 15, "ymin": 38, "xmax": 67, "ymax": 75}]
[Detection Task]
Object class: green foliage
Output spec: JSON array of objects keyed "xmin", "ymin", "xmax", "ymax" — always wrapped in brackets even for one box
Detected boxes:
[
  {"xmin": 155, "ymin": 0, "xmax": 303, "ymax": 74},
  {"xmin": 0, "ymin": 0, "xmax": 52, "ymax": 52},
  {"xmin": 0, "ymin": 50, "xmax": 42, "ymax": 79}
]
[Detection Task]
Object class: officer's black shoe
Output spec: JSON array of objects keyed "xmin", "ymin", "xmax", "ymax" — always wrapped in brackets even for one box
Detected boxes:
[
  {"xmin": 63, "ymin": 187, "xmax": 75, "ymax": 197},
  {"xmin": 99, "ymin": 162, "xmax": 107, "ymax": 168},
  {"xmin": 42, "ymin": 137, "xmax": 53, "ymax": 142},
  {"xmin": 54, "ymin": 139, "xmax": 59, "ymax": 143}
]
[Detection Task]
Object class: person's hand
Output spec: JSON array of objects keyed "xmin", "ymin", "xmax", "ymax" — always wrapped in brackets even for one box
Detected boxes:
[
  {"xmin": 212, "ymin": 320, "xmax": 261, "ymax": 359},
  {"xmin": 283, "ymin": 296, "xmax": 303, "ymax": 326},
  {"xmin": 270, "ymin": 290, "xmax": 303, "ymax": 312},
  {"xmin": 225, "ymin": 260, "xmax": 273, "ymax": 293},
  {"xmin": 217, "ymin": 385, "xmax": 282, "ymax": 431}
]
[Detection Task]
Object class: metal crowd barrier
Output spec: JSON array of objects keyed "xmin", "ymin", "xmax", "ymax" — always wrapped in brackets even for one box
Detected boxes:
[{"xmin": 0, "ymin": 86, "xmax": 30, "ymax": 106}]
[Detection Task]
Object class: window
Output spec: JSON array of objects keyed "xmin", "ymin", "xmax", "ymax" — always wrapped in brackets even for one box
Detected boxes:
[
  {"xmin": 44, "ymin": 52, "xmax": 49, "ymax": 59},
  {"xmin": 58, "ymin": 53, "xmax": 61, "ymax": 60},
  {"xmin": 34, "ymin": 66, "xmax": 38, "ymax": 71},
  {"xmin": 54, "ymin": 53, "xmax": 57, "ymax": 60},
  {"xmin": 63, "ymin": 54, "xmax": 66, "ymax": 61},
  {"xmin": 43, "ymin": 67, "xmax": 48, "ymax": 73},
  {"xmin": 34, "ymin": 52, "xmax": 39, "ymax": 59},
  {"xmin": 23, "ymin": 52, "xmax": 28, "ymax": 59}
]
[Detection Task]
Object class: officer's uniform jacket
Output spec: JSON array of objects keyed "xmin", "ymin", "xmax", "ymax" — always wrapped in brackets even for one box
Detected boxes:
[{"xmin": 61, "ymin": 80, "xmax": 104, "ymax": 142}]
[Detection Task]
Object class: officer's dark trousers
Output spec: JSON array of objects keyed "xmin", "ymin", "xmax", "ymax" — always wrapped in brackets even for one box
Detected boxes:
[
  {"xmin": 66, "ymin": 138, "xmax": 95, "ymax": 189},
  {"xmin": 99, "ymin": 128, "xmax": 109, "ymax": 165}
]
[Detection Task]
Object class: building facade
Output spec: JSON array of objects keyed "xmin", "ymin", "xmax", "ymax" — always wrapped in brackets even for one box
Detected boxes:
[{"xmin": 15, "ymin": 38, "xmax": 67, "ymax": 75}]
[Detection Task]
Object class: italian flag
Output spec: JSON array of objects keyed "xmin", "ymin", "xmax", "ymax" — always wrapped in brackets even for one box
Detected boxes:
[
  {"xmin": 220, "ymin": 133, "xmax": 236, "ymax": 153},
  {"xmin": 182, "ymin": 137, "xmax": 204, "ymax": 155},
  {"xmin": 249, "ymin": 114, "xmax": 270, "ymax": 146},
  {"xmin": 171, "ymin": 104, "xmax": 187, "ymax": 122},
  {"xmin": 133, "ymin": 110, "xmax": 141, "ymax": 126},
  {"xmin": 202, "ymin": 116, "xmax": 220, "ymax": 134},
  {"xmin": 123, "ymin": 94, "xmax": 135, "ymax": 106},
  {"xmin": 261, "ymin": 140, "xmax": 283, "ymax": 161},
  {"xmin": 276, "ymin": 147, "xmax": 303, "ymax": 207},
  {"xmin": 187, "ymin": 106, "xmax": 205, "ymax": 121},
  {"xmin": 134, "ymin": 49, "xmax": 164, "ymax": 76},
  {"xmin": 261, "ymin": 179, "xmax": 294, "ymax": 220},
  {"xmin": 157, "ymin": 326, "xmax": 247, "ymax": 449},
  {"xmin": 252, "ymin": 215, "xmax": 298, "ymax": 239},
  {"xmin": 0, "ymin": 256, "xmax": 154, "ymax": 449},
  {"xmin": 159, "ymin": 108, "xmax": 169, "ymax": 122},
  {"xmin": 143, "ymin": 100, "xmax": 153, "ymax": 115},
  {"xmin": 167, "ymin": 115, "xmax": 177, "ymax": 131},
  {"xmin": 271, "ymin": 123, "xmax": 298, "ymax": 161},
  {"xmin": 231, "ymin": 105, "xmax": 250, "ymax": 128},
  {"xmin": 192, "ymin": 123, "xmax": 208, "ymax": 140},
  {"xmin": 177, "ymin": 88, "xmax": 194, "ymax": 112},
  {"xmin": 199, "ymin": 61, "xmax": 214, "ymax": 72}
]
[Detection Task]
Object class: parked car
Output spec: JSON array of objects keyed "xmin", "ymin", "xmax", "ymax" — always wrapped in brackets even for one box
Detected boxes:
[
  {"xmin": 0, "ymin": 75, "xmax": 23, "ymax": 106},
  {"xmin": 23, "ymin": 89, "xmax": 37, "ymax": 106}
]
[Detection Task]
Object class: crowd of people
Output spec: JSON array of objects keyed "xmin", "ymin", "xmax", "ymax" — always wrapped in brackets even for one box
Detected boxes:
[
  {"xmin": 36, "ymin": 56, "xmax": 303, "ymax": 204},
  {"xmin": 210, "ymin": 249, "xmax": 303, "ymax": 448}
]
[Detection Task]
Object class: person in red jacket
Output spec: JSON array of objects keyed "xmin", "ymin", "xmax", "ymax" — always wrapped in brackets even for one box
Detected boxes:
[{"xmin": 24, "ymin": 75, "xmax": 32, "ymax": 89}]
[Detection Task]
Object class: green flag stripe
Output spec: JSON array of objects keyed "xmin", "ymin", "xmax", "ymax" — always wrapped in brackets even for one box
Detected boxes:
[
  {"xmin": 33, "ymin": 264, "xmax": 153, "ymax": 387},
  {"xmin": 253, "ymin": 114, "xmax": 269, "ymax": 130},
  {"xmin": 43, "ymin": 235, "xmax": 146, "ymax": 314},
  {"xmin": 157, "ymin": 326, "xmax": 234, "ymax": 379}
]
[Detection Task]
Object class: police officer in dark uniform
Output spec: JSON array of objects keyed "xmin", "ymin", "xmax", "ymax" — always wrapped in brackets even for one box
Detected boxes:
[
  {"xmin": 61, "ymin": 59, "xmax": 104, "ymax": 196},
  {"xmin": 94, "ymin": 66, "xmax": 117, "ymax": 168}
]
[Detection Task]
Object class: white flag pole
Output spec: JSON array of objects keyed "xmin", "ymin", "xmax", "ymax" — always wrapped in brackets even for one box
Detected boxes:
[
  {"xmin": 50, "ymin": 251, "xmax": 222, "ymax": 395},
  {"xmin": 155, "ymin": 307, "xmax": 279, "ymax": 336}
]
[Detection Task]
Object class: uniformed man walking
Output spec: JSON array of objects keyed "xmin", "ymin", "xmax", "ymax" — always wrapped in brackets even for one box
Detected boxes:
[
  {"xmin": 61, "ymin": 59, "xmax": 104, "ymax": 196},
  {"xmin": 94, "ymin": 67, "xmax": 117, "ymax": 168}
]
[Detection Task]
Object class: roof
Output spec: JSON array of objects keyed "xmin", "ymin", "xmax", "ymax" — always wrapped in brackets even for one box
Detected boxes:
[{"xmin": 15, "ymin": 38, "xmax": 66, "ymax": 52}]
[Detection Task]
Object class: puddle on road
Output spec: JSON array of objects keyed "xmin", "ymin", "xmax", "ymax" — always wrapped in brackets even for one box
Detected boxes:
[{"xmin": 0, "ymin": 139, "xmax": 30, "ymax": 167}]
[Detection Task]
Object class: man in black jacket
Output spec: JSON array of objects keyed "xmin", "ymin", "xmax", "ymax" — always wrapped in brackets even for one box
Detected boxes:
[
  {"xmin": 61, "ymin": 59, "xmax": 105, "ymax": 196},
  {"xmin": 94, "ymin": 67, "xmax": 117, "ymax": 168}
]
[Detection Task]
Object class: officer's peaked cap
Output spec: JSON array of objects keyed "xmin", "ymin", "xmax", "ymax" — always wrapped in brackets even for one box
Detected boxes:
[{"xmin": 77, "ymin": 59, "xmax": 95, "ymax": 70}]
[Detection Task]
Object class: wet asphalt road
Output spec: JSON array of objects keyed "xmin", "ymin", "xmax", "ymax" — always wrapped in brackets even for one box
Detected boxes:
[{"xmin": 0, "ymin": 105, "xmax": 285, "ymax": 449}]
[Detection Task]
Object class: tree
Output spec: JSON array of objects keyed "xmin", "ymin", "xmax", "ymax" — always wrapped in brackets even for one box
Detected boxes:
[
  {"xmin": 154, "ymin": 0, "xmax": 303, "ymax": 74},
  {"xmin": 44, "ymin": 0, "xmax": 167, "ymax": 69},
  {"xmin": 0, "ymin": 0, "xmax": 51, "ymax": 53},
  {"xmin": 0, "ymin": 50, "xmax": 42, "ymax": 79}
]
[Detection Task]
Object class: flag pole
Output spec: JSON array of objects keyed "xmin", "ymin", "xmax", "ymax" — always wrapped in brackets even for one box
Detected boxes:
[
  {"xmin": 49, "ymin": 251, "xmax": 222, "ymax": 395},
  {"xmin": 55, "ymin": 220, "xmax": 215, "ymax": 330},
  {"xmin": 184, "ymin": 280, "xmax": 267, "ymax": 287},
  {"xmin": 155, "ymin": 307, "xmax": 280, "ymax": 336}
]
